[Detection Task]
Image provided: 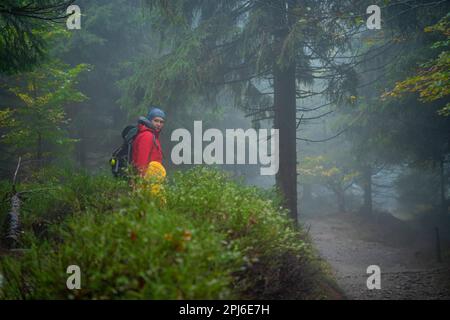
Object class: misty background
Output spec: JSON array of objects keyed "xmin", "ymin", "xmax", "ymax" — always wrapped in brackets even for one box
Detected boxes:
[
  {"xmin": 0, "ymin": 0, "xmax": 449, "ymax": 299},
  {"xmin": 1, "ymin": 1, "xmax": 448, "ymax": 220}
]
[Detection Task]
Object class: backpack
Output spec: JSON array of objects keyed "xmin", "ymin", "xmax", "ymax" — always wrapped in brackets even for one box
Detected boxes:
[
  {"xmin": 110, "ymin": 125, "xmax": 137, "ymax": 178},
  {"xmin": 109, "ymin": 124, "xmax": 159, "ymax": 178}
]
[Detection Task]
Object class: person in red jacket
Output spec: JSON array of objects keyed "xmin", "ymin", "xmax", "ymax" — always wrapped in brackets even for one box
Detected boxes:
[{"xmin": 131, "ymin": 107, "xmax": 166, "ymax": 177}]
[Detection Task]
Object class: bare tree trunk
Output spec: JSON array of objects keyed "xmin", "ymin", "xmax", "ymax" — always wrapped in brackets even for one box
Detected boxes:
[
  {"xmin": 4, "ymin": 194, "xmax": 21, "ymax": 248},
  {"xmin": 274, "ymin": 62, "xmax": 298, "ymax": 224},
  {"xmin": 439, "ymin": 157, "xmax": 447, "ymax": 216},
  {"xmin": 271, "ymin": 0, "xmax": 298, "ymax": 224},
  {"xmin": 3, "ymin": 157, "xmax": 22, "ymax": 249}
]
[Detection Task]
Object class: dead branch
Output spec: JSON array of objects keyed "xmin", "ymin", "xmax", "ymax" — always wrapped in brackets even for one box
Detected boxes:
[{"xmin": 2, "ymin": 157, "xmax": 22, "ymax": 249}]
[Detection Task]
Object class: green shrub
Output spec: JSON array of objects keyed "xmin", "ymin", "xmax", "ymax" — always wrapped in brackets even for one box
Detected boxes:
[
  {"xmin": 0, "ymin": 166, "xmax": 330, "ymax": 299},
  {"xmin": 1, "ymin": 165, "xmax": 129, "ymax": 245}
]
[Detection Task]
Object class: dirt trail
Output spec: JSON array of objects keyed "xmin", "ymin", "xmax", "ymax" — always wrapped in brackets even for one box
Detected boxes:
[{"xmin": 301, "ymin": 214, "xmax": 450, "ymax": 300}]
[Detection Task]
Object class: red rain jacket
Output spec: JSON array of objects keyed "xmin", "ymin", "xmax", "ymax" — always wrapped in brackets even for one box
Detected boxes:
[{"xmin": 131, "ymin": 123, "xmax": 163, "ymax": 176}]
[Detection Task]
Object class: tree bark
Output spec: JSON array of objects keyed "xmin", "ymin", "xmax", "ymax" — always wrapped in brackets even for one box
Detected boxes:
[
  {"xmin": 3, "ymin": 157, "xmax": 22, "ymax": 249},
  {"xmin": 4, "ymin": 193, "xmax": 21, "ymax": 249},
  {"xmin": 272, "ymin": 0, "xmax": 298, "ymax": 224},
  {"xmin": 274, "ymin": 62, "xmax": 298, "ymax": 224},
  {"xmin": 439, "ymin": 157, "xmax": 447, "ymax": 216}
]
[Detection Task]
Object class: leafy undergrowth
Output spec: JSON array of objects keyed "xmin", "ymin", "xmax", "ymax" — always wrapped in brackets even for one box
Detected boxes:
[{"xmin": 0, "ymin": 166, "xmax": 341, "ymax": 299}]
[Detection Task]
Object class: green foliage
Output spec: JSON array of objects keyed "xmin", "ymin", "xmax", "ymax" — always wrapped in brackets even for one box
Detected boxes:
[
  {"xmin": 123, "ymin": 1, "xmax": 362, "ymax": 114},
  {"xmin": 383, "ymin": 13, "xmax": 450, "ymax": 116},
  {"xmin": 298, "ymin": 155, "xmax": 359, "ymax": 193},
  {"xmin": 167, "ymin": 168, "xmax": 306, "ymax": 255},
  {"xmin": 0, "ymin": 166, "xmax": 325, "ymax": 299},
  {"xmin": 0, "ymin": 59, "xmax": 89, "ymax": 160},
  {"xmin": 0, "ymin": 0, "xmax": 71, "ymax": 74},
  {"xmin": 0, "ymin": 164, "xmax": 129, "ymax": 241}
]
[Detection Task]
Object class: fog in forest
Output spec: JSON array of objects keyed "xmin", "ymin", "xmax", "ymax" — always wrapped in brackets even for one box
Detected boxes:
[{"xmin": 0, "ymin": 0, "xmax": 449, "ymax": 300}]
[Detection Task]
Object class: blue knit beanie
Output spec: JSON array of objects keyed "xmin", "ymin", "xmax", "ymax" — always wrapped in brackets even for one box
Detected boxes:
[{"xmin": 147, "ymin": 107, "xmax": 166, "ymax": 121}]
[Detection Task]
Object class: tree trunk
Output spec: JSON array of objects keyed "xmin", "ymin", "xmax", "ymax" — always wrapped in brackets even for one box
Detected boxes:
[
  {"xmin": 439, "ymin": 157, "xmax": 447, "ymax": 216},
  {"xmin": 3, "ymin": 158, "xmax": 22, "ymax": 249},
  {"xmin": 362, "ymin": 165, "xmax": 373, "ymax": 215},
  {"xmin": 3, "ymin": 193, "xmax": 21, "ymax": 249},
  {"xmin": 274, "ymin": 62, "xmax": 298, "ymax": 224},
  {"xmin": 270, "ymin": 0, "xmax": 298, "ymax": 224}
]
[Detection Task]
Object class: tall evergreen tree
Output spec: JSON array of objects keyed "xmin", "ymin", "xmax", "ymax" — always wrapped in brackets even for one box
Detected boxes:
[
  {"xmin": 124, "ymin": 0, "xmax": 367, "ymax": 223},
  {"xmin": 0, "ymin": 0, "xmax": 75, "ymax": 74}
]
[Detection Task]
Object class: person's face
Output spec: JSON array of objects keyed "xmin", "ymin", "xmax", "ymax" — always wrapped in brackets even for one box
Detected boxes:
[{"xmin": 151, "ymin": 116, "xmax": 165, "ymax": 131}]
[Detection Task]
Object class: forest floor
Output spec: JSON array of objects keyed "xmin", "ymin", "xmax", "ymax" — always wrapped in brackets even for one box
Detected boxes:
[{"xmin": 301, "ymin": 212, "xmax": 450, "ymax": 300}]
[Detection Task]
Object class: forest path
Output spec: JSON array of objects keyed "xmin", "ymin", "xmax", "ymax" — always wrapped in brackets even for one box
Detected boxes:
[{"xmin": 301, "ymin": 214, "xmax": 450, "ymax": 300}]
